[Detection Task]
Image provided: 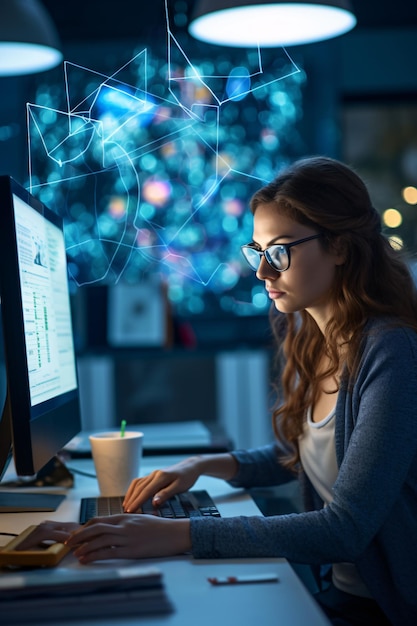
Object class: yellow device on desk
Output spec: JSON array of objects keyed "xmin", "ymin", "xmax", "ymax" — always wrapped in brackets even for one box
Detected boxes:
[{"xmin": 0, "ymin": 525, "xmax": 70, "ymax": 568}]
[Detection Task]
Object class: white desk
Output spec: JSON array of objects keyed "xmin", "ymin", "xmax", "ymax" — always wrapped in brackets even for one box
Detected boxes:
[{"xmin": 0, "ymin": 456, "xmax": 330, "ymax": 625}]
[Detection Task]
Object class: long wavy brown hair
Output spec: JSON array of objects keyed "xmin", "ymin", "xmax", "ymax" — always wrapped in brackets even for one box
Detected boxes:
[{"xmin": 250, "ymin": 156, "xmax": 417, "ymax": 471}]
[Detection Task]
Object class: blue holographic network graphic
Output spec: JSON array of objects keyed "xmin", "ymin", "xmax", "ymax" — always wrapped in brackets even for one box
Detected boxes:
[{"xmin": 26, "ymin": 0, "xmax": 306, "ymax": 316}]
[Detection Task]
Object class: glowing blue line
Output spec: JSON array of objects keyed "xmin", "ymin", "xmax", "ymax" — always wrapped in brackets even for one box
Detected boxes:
[{"xmin": 26, "ymin": 0, "xmax": 304, "ymax": 290}]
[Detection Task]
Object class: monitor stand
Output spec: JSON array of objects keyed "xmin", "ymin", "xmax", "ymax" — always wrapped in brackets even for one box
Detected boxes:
[{"xmin": 0, "ymin": 456, "xmax": 73, "ymax": 513}]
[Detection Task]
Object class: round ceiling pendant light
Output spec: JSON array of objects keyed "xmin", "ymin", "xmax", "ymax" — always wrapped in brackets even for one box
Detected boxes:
[
  {"xmin": 189, "ymin": 0, "xmax": 357, "ymax": 48},
  {"xmin": 0, "ymin": 0, "xmax": 62, "ymax": 76}
]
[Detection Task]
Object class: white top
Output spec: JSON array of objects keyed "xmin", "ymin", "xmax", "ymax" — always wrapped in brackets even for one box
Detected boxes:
[{"xmin": 299, "ymin": 407, "xmax": 372, "ymax": 598}]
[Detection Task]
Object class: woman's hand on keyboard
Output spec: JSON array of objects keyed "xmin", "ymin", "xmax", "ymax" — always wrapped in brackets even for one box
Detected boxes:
[
  {"xmin": 123, "ymin": 452, "xmax": 238, "ymax": 513},
  {"xmin": 123, "ymin": 456, "xmax": 203, "ymax": 513},
  {"xmin": 66, "ymin": 514, "xmax": 191, "ymax": 563}
]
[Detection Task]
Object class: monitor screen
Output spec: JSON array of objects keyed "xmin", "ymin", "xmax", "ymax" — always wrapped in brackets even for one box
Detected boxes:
[{"xmin": 0, "ymin": 176, "xmax": 81, "ymax": 486}]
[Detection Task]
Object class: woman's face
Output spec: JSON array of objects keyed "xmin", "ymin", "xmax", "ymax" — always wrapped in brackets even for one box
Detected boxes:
[{"xmin": 252, "ymin": 202, "xmax": 344, "ymax": 329}]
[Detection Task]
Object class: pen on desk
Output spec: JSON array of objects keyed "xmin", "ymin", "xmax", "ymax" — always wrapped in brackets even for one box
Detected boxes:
[{"xmin": 207, "ymin": 573, "xmax": 279, "ymax": 585}]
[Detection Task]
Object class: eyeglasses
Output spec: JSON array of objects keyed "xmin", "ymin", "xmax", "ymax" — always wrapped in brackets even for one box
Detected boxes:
[{"xmin": 241, "ymin": 233, "xmax": 323, "ymax": 273}]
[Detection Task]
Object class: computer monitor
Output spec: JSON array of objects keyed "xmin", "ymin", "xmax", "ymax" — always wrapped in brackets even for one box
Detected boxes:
[{"xmin": 0, "ymin": 175, "xmax": 82, "ymax": 511}]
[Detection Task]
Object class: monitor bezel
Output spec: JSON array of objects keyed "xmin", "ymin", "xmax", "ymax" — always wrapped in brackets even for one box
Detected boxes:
[{"xmin": 0, "ymin": 175, "xmax": 81, "ymax": 477}]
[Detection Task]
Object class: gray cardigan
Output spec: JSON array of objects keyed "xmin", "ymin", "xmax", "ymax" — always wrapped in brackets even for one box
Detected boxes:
[{"xmin": 190, "ymin": 319, "xmax": 417, "ymax": 625}]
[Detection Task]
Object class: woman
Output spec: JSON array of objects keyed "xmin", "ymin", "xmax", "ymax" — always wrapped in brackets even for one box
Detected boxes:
[{"xmin": 45, "ymin": 157, "xmax": 417, "ymax": 624}]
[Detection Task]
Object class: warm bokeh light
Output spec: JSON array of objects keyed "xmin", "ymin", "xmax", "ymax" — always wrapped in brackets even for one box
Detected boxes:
[
  {"xmin": 389, "ymin": 235, "xmax": 404, "ymax": 250},
  {"xmin": 108, "ymin": 196, "xmax": 127, "ymax": 219},
  {"xmin": 402, "ymin": 186, "xmax": 417, "ymax": 205},
  {"xmin": 142, "ymin": 180, "xmax": 172, "ymax": 207},
  {"xmin": 383, "ymin": 208, "xmax": 403, "ymax": 228}
]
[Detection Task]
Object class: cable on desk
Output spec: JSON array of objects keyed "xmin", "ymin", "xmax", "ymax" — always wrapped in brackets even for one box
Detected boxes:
[{"xmin": 65, "ymin": 466, "xmax": 97, "ymax": 479}]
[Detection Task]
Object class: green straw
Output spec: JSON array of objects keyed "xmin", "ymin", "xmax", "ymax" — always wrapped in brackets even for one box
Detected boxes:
[{"xmin": 120, "ymin": 419, "xmax": 127, "ymax": 438}]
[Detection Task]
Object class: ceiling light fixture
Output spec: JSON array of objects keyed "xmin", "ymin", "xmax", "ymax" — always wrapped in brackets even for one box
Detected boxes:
[
  {"xmin": 189, "ymin": 0, "xmax": 357, "ymax": 48},
  {"xmin": 0, "ymin": 0, "xmax": 63, "ymax": 76}
]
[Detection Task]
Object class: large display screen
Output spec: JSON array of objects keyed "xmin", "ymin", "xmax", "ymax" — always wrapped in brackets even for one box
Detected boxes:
[{"xmin": 14, "ymin": 194, "xmax": 77, "ymax": 407}]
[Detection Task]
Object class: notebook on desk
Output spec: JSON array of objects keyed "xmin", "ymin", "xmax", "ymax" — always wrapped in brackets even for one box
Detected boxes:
[
  {"xmin": 0, "ymin": 565, "xmax": 173, "ymax": 623},
  {"xmin": 64, "ymin": 420, "xmax": 212, "ymax": 457}
]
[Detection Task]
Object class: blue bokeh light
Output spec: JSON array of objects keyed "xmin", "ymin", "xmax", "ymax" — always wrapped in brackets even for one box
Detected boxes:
[{"xmin": 27, "ymin": 33, "xmax": 305, "ymax": 317}]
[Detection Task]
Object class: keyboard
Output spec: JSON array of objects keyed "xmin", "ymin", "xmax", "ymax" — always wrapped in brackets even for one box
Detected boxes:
[{"xmin": 79, "ymin": 489, "xmax": 221, "ymax": 524}]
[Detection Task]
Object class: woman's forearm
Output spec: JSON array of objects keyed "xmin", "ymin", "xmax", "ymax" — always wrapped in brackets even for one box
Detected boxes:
[{"xmin": 194, "ymin": 453, "xmax": 239, "ymax": 481}]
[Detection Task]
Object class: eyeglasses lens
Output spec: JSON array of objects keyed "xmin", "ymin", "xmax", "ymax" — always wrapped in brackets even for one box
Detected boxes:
[
  {"xmin": 266, "ymin": 246, "xmax": 288, "ymax": 271},
  {"xmin": 242, "ymin": 247, "xmax": 261, "ymax": 270},
  {"xmin": 242, "ymin": 245, "xmax": 289, "ymax": 272}
]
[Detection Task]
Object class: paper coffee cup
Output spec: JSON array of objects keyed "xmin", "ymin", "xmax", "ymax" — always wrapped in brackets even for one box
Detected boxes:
[{"xmin": 89, "ymin": 431, "xmax": 144, "ymax": 496}]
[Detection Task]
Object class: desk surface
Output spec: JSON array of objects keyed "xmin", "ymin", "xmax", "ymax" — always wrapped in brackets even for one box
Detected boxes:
[{"xmin": 0, "ymin": 455, "xmax": 329, "ymax": 626}]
